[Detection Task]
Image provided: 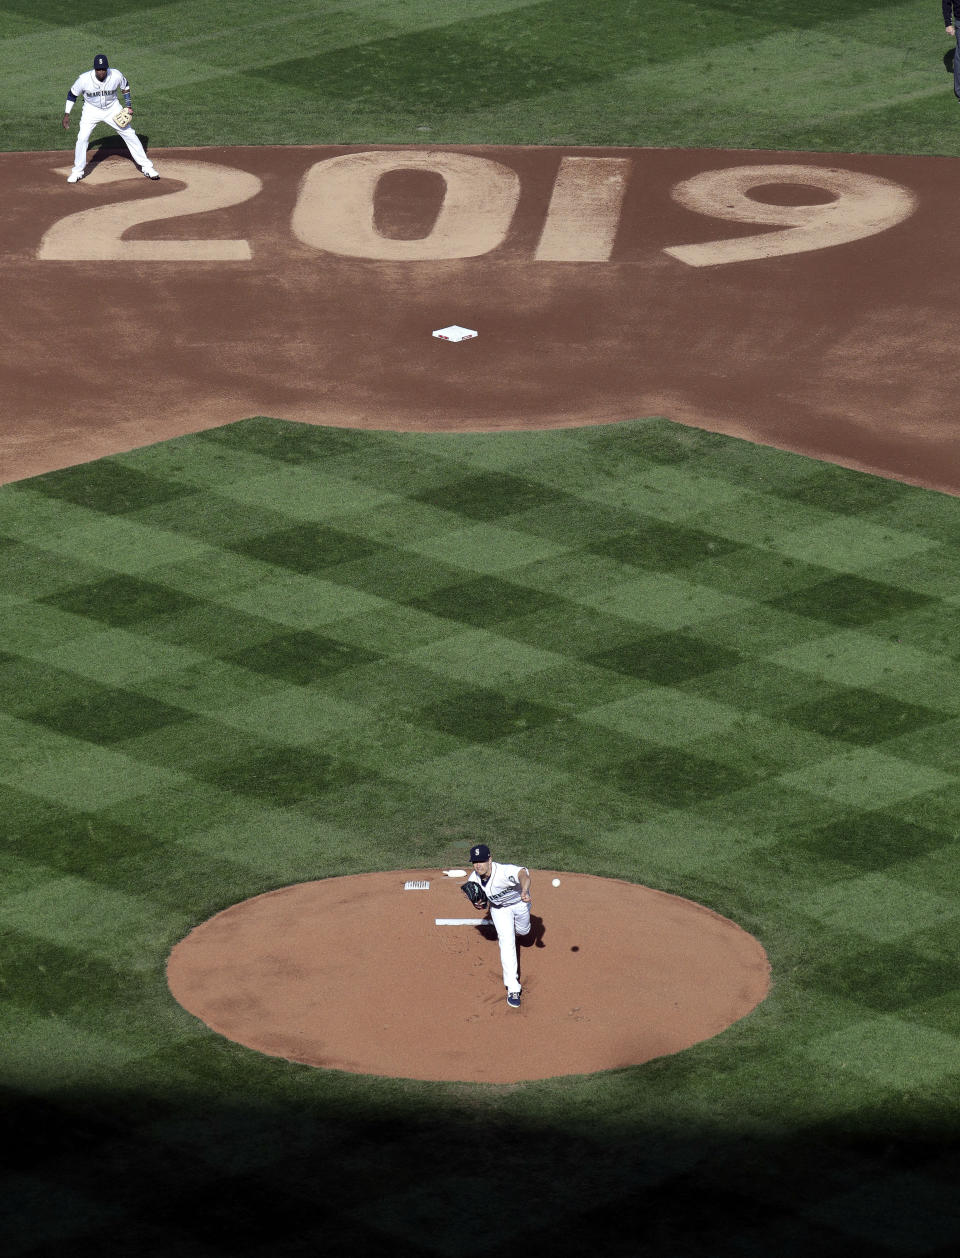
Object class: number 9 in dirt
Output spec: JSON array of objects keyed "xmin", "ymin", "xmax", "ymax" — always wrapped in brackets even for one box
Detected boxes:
[{"xmin": 664, "ymin": 164, "xmax": 917, "ymax": 267}]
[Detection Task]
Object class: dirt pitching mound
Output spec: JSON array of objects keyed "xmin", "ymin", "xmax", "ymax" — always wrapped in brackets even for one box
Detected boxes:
[{"xmin": 167, "ymin": 870, "xmax": 770, "ymax": 1083}]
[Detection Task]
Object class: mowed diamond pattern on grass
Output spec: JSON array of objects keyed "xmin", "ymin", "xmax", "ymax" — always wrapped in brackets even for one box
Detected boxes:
[
  {"xmin": 3, "ymin": 415, "xmax": 960, "ymax": 929},
  {"xmin": 3, "ymin": 415, "xmax": 960, "ymax": 1257}
]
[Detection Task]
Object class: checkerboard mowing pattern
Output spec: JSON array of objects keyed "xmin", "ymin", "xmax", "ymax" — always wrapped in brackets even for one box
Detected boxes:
[{"xmin": 3, "ymin": 416, "xmax": 960, "ymax": 1257}]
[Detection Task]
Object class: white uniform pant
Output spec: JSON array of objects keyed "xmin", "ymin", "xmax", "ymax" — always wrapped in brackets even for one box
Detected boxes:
[
  {"xmin": 72, "ymin": 104, "xmax": 154, "ymax": 176},
  {"xmin": 490, "ymin": 900, "xmax": 531, "ymax": 994}
]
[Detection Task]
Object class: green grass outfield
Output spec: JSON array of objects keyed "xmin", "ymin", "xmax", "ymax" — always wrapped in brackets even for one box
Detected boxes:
[
  {"xmin": 3, "ymin": 418, "xmax": 960, "ymax": 1255},
  {"xmin": 2, "ymin": 0, "xmax": 959, "ymax": 156}
]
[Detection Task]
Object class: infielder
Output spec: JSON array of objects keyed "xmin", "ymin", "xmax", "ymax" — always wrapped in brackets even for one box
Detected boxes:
[
  {"xmin": 466, "ymin": 843, "xmax": 532, "ymax": 1008},
  {"xmin": 62, "ymin": 53, "xmax": 159, "ymax": 183}
]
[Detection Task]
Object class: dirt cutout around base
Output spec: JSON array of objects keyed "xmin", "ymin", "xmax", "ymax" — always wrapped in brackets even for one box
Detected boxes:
[
  {"xmin": 3, "ymin": 143, "xmax": 960, "ymax": 492},
  {"xmin": 167, "ymin": 871, "xmax": 771, "ymax": 1083}
]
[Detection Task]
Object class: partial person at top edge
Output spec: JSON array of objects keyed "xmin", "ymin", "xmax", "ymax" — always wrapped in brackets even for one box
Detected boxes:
[{"xmin": 944, "ymin": 1, "xmax": 960, "ymax": 99}]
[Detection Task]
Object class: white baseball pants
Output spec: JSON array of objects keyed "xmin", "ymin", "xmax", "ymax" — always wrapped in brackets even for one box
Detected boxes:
[
  {"xmin": 72, "ymin": 104, "xmax": 155, "ymax": 176},
  {"xmin": 490, "ymin": 900, "xmax": 531, "ymax": 994}
]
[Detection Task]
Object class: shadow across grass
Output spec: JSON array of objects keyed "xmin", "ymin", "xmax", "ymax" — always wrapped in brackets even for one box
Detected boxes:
[{"xmin": 4, "ymin": 1078, "xmax": 960, "ymax": 1258}]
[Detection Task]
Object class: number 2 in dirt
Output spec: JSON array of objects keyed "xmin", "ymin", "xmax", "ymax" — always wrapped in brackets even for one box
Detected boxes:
[{"xmin": 38, "ymin": 161, "xmax": 261, "ymax": 261}]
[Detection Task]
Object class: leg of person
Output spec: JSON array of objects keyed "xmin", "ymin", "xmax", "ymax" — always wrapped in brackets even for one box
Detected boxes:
[
  {"xmin": 70, "ymin": 108, "xmax": 99, "ymax": 181},
  {"xmin": 489, "ymin": 904, "xmax": 521, "ymax": 1005},
  {"xmin": 509, "ymin": 901, "xmax": 532, "ymax": 1005},
  {"xmin": 110, "ymin": 120, "xmax": 159, "ymax": 177},
  {"xmin": 955, "ymin": 34, "xmax": 960, "ymax": 102},
  {"xmin": 512, "ymin": 900, "xmax": 532, "ymax": 942}
]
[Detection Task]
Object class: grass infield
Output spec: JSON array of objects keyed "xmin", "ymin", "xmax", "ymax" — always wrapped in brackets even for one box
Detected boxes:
[{"xmin": 3, "ymin": 417, "xmax": 960, "ymax": 1254}]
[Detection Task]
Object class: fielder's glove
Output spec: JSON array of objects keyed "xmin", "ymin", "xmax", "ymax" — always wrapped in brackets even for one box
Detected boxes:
[
  {"xmin": 461, "ymin": 880, "xmax": 489, "ymax": 910},
  {"xmin": 113, "ymin": 106, "xmax": 133, "ymax": 128}
]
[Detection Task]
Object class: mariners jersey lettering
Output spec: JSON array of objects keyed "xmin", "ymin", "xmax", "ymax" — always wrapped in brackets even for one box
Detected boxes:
[
  {"xmin": 469, "ymin": 862, "xmax": 526, "ymax": 908},
  {"xmin": 70, "ymin": 69, "xmax": 129, "ymax": 110}
]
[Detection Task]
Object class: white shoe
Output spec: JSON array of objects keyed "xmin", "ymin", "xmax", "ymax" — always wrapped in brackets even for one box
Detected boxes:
[
  {"xmin": 142, "ymin": 167, "xmax": 159, "ymax": 180},
  {"xmin": 67, "ymin": 171, "xmax": 84, "ymax": 183}
]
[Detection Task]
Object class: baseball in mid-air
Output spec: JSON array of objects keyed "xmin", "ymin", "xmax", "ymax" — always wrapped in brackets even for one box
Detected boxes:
[{"xmin": 552, "ymin": 878, "xmax": 561, "ymax": 887}]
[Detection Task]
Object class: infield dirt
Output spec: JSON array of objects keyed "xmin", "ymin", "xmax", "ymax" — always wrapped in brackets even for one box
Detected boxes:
[{"xmin": 2, "ymin": 142, "xmax": 958, "ymax": 494}]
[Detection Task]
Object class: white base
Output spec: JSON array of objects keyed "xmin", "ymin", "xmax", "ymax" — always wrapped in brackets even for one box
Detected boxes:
[
  {"xmin": 435, "ymin": 917, "xmax": 492, "ymax": 926},
  {"xmin": 432, "ymin": 325, "xmax": 477, "ymax": 342}
]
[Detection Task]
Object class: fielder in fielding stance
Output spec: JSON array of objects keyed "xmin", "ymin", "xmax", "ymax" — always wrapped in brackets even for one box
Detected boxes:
[
  {"xmin": 62, "ymin": 53, "xmax": 159, "ymax": 183},
  {"xmin": 467, "ymin": 843, "xmax": 532, "ymax": 1008}
]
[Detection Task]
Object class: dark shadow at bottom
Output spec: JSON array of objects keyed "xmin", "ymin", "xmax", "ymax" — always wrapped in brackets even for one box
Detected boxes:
[{"xmin": 2, "ymin": 1080, "xmax": 958, "ymax": 1258}]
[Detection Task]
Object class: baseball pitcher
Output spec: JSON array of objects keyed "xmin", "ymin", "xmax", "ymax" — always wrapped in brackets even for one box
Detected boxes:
[
  {"xmin": 62, "ymin": 53, "xmax": 159, "ymax": 183},
  {"xmin": 463, "ymin": 843, "xmax": 532, "ymax": 1008}
]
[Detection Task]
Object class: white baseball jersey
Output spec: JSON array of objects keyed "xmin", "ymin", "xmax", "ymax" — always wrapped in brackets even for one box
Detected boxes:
[
  {"xmin": 469, "ymin": 862, "xmax": 527, "ymax": 908},
  {"xmin": 69, "ymin": 68, "xmax": 129, "ymax": 111}
]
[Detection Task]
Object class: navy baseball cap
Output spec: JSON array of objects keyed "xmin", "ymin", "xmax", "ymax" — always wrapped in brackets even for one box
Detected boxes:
[
  {"xmin": 93, "ymin": 54, "xmax": 109, "ymax": 69},
  {"xmin": 470, "ymin": 844, "xmax": 490, "ymax": 863}
]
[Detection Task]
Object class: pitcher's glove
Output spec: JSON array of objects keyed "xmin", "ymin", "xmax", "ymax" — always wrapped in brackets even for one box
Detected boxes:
[
  {"xmin": 461, "ymin": 880, "xmax": 489, "ymax": 910},
  {"xmin": 113, "ymin": 106, "xmax": 133, "ymax": 128}
]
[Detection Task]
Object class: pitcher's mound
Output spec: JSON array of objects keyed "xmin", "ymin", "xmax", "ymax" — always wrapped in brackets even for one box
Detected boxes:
[{"xmin": 167, "ymin": 871, "xmax": 770, "ymax": 1083}]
